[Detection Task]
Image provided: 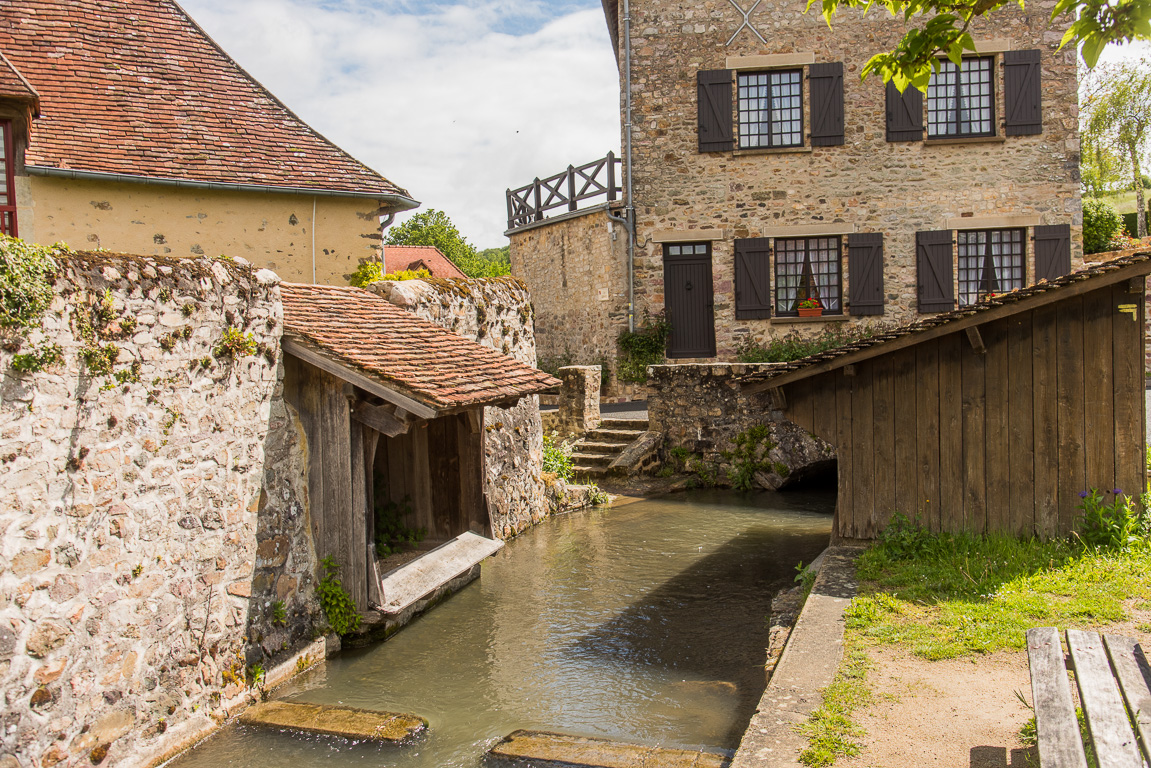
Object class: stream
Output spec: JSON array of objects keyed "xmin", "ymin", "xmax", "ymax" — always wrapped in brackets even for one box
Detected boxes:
[{"xmin": 168, "ymin": 488, "xmax": 834, "ymax": 767}]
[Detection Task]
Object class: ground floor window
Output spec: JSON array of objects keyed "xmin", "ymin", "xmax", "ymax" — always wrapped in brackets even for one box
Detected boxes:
[
  {"xmin": 774, "ymin": 237, "xmax": 842, "ymax": 315},
  {"xmin": 957, "ymin": 228, "xmax": 1025, "ymax": 306}
]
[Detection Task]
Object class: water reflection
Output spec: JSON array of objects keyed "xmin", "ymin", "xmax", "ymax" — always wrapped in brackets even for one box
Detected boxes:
[{"xmin": 169, "ymin": 489, "xmax": 833, "ymax": 768}]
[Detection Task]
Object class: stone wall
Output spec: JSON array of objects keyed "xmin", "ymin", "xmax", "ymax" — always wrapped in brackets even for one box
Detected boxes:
[
  {"xmin": 369, "ymin": 277, "xmax": 549, "ymax": 538},
  {"xmin": 607, "ymin": 0, "xmax": 1082, "ymax": 360},
  {"xmin": 0, "ymin": 250, "xmax": 312, "ymax": 767},
  {"xmin": 507, "ymin": 205, "xmax": 635, "ymax": 396}
]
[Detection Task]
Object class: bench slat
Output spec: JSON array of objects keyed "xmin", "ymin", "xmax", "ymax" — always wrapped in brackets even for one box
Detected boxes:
[
  {"xmin": 1067, "ymin": 628, "xmax": 1144, "ymax": 768},
  {"xmin": 1104, "ymin": 633, "xmax": 1151, "ymax": 764},
  {"xmin": 1027, "ymin": 627, "xmax": 1089, "ymax": 768}
]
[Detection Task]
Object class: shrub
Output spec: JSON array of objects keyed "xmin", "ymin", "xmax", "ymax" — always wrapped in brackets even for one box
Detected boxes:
[
  {"xmin": 617, "ymin": 313, "xmax": 670, "ymax": 382},
  {"xmin": 542, "ymin": 434, "xmax": 574, "ymax": 481},
  {"xmin": 0, "ymin": 236, "xmax": 61, "ymax": 330},
  {"xmin": 348, "ymin": 261, "xmax": 383, "ymax": 288},
  {"xmin": 316, "ymin": 556, "xmax": 361, "ymax": 636},
  {"xmin": 736, "ymin": 324, "xmax": 891, "ymax": 364},
  {"xmin": 1083, "ymin": 198, "xmax": 1124, "ymax": 254}
]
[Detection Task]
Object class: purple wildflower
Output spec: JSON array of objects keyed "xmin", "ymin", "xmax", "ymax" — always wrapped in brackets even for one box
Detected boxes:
[
  {"xmin": 1079, "ymin": 491, "xmax": 1090, "ymax": 498},
  {"xmin": 1114, "ymin": 488, "xmax": 1124, "ymax": 496}
]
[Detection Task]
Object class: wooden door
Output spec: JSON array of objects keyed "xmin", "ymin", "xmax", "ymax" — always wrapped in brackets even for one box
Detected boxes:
[{"xmin": 664, "ymin": 243, "xmax": 716, "ymax": 358}]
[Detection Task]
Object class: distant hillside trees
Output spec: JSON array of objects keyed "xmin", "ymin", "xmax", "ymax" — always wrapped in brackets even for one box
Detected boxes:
[{"xmin": 386, "ymin": 210, "xmax": 510, "ymax": 278}]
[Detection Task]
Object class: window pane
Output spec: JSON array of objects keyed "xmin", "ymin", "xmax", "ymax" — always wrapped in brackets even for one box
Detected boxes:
[
  {"xmin": 928, "ymin": 58, "xmax": 993, "ymax": 138},
  {"xmin": 738, "ymin": 69, "xmax": 803, "ymax": 149},
  {"xmin": 957, "ymin": 230, "xmax": 987, "ymax": 306},
  {"xmin": 957, "ymin": 229, "xmax": 1023, "ymax": 305},
  {"xmin": 774, "ymin": 237, "xmax": 842, "ymax": 314},
  {"xmin": 774, "ymin": 239, "xmax": 805, "ymax": 312},
  {"xmin": 809, "ymin": 237, "xmax": 841, "ymax": 311}
]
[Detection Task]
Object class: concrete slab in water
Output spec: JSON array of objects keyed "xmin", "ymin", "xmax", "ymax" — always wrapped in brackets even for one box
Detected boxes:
[
  {"xmin": 238, "ymin": 700, "xmax": 427, "ymax": 742},
  {"xmin": 488, "ymin": 729, "xmax": 730, "ymax": 768},
  {"xmin": 380, "ymin": 531, "xmax": 503, "ymax": 614}
]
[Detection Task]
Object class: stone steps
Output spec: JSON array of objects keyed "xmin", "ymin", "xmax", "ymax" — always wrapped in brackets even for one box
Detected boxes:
[{"xmin": 570, "ymin": 418, "xmax": 650, "ymax": 476}]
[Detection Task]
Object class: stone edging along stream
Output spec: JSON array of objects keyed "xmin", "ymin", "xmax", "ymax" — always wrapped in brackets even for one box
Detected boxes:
[{"xmin": 729, "ymin": 546, "xmax": 861, "ymax": 768}]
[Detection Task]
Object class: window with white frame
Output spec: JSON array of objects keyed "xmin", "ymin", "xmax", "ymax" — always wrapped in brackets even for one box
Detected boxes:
[
  {"xmin": 774, "ymin": 237, "xmax": 842, "ymax": 315},
  {"xmin": 927, "ymin": 57, "xmax": 995, "ymax": 138},
  {"xmin": 956, "ymin": 229, "xmax": 1025, "ymax": 305},
  {"xmin": 737, "ymin": 70, "xmax": 803, "ymax": 149}
]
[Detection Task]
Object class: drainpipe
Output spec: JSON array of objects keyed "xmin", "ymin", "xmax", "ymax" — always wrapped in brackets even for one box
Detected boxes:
[
  {"xmin": 379, "ymin": 211, "xmax": 396, "ymax": 265},
  {"xmin": 311, "ymin": 196, "xmax": 317, "ymax": 284},
  {"xmin": 608, "ymin": 0, "xmax": 637, "ymax": 333}
]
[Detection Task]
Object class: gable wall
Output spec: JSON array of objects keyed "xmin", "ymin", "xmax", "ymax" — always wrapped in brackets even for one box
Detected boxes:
[{"xmin": 617, "ymin": 0, "xmax": 1082, "ymax": 359}]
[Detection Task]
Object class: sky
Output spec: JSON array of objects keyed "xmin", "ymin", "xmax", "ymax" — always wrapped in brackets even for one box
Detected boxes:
[
  {"xmin": 180, "ymin": 0, "xmax": 1148, "ymax": 249},
  {"xmin": 180, "ymin": 0, "xmax": 621, "ymax": 249}
]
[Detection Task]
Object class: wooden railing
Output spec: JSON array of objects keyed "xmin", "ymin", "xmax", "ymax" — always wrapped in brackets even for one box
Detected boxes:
[{"xmin": 506, "ymin": 152, "xmax": 622, "ymax": 231}]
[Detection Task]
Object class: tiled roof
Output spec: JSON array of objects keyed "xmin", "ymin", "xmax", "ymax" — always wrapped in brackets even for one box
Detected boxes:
[
  {"xmin": 383, "ymin": 246, "xmax": 467, "ymax": 279},
  {"xmin": 0, "ymin": 0, "xmax": 412, "ymax": 200},
  {"xmin": 0, "ymin": 50, "xmax": 38, "ymax": 110},
  {"xmin": 280, "ymin": 283, "xmax": 558, "ymax": 410},
  {"xmin": 740, "ymin": 250, "xmax": 1151, "ymax": 388}
]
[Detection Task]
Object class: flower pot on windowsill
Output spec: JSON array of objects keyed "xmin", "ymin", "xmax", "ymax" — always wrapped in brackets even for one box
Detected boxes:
[{"xmin": 797, "ymin": 306, "xmax": 823, "ymax": 318}]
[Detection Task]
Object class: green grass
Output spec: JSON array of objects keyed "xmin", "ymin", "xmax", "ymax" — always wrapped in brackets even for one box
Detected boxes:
[
  {"xmin": 1101, "ymin": 189, "xmax": 1144, "ymax": 215},
  {"xmin": 798, "ymin": 649, "xmax": 873, "ymax": 767}
]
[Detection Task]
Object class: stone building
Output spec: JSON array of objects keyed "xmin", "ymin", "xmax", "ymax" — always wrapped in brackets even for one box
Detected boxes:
[
  {"xmin": 0, "ymin": 0, "xmax": 418, "ymax": 286},
  {"xmin": 509, "ymin": 0, "xmax": 1081, "ymax": 373}
]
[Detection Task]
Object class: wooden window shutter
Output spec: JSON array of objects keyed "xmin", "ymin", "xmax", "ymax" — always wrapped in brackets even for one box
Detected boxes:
[
  {"xmin": 916, "ymin": 230, "xmax": 955, "ymax": 312},
  {"xmin": 734, "ymin": 237, "xmax": 772, "ymax": 319},
  {"xmin": 885, "ymin": 81, "xmax": 923, "ymax": 142},
  {"xmin": 1004, "ymin": 50, "xmax": 1042, "ymax": 136},
  {"xmin": 809, "ymin": 62, "xmax": 845, "ymax": 146},
  {"xmin": 847, "ymin": 232, "xmax": 884, "ymax": 315},
  {"xmin": 697, "ymin": 70, "xmax": 734, "ymax": 152},
  {"xmin": 1033, "ymin": 224, "xmax": 1071, "ymax": 281}
]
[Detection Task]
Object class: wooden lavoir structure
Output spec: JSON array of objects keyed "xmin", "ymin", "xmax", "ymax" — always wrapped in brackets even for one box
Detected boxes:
[
  {"xmin": 742, "ymin": 253, "xmax": 1151, "ymax": 539},
  {"xmin": 280, "ymin": 283, "xmax": 557, "ymax": 611}
]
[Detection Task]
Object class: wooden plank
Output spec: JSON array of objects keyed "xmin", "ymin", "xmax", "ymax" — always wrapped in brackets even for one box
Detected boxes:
[
  {"xmin": 1113, "ymin": 280, "xmax": 1146, "ymax": 503},
  {"xmin": 1104, "ymin": 634, "xmax": 1151, "ymax": 763},
  {"xmin": 321, "ymin": 378, "xmax": 354, "ymax": 581},
  {"xmin": 892, "ymin": 348, "xmax": 918, "ymax": 522},
  {"xmin": 1026, "ymin": 627, "xmax": 1089, "ymax": 768},
  {"xmin": 937, "ymin": 332, "xmax": 963, "ymax": 533},
  {"xmin": 1008, "ymin": 313, "xmax": 1035, "ymax": 537},
  {"xmin": 915, "ymin": 340, "xmax": 941, "ymax": 531},
  {"xmin": 351, "ymin": 401, "xmax": 411, "ymax": 437},
  {"xmin": 983, "ymin": 319, "xmax": 1011, "ymax": 535},
  {"xmin": 1084, "ymin": 287, "xmax": 1116, "ymax": 494},
  {"xmin": 785, "ymin": 380, "xmax": 816, "ymax": 434},
  {"xmin": 457, "ymin": 413, "xmax": 488, "ymax": 535},
  {"xmin": 811, "ymin": 375, "xmax": 837, "ymax": 445},
  {"xmin": 409, "ymin": 425, "xmax": 434, "ymax": 540},
  {"xmin": 348, "ymin": 418, "xmax": 368, "ymax": 612},
  {"xmin": 871, "ymin": 355, "xmax": 897, "ymax": 532},
  {"xmin": 1056, "ymin": 296, "xmax": 1087, "ymax": 534},
  {"xmin": 428, "ymin": 417, "xmax": 462, "ymax": 540},
  {"xmin": 387, "ymin": 433, "xmax": 409, "ymax": 513},
  {"xmin": 1032, "ymin": 304, "xmax": 1060, "ymax": 539},
  {"xmin": 835, "ymin": 369, "xmax": 854, "ymax": 538},
  {"xmin": 742, "ymin": 259, "xmax": 1151, "ymax": 395},
  {"xmin": 366, "ymin": 431, "xmax": 384, "ymax": 608},
  {"xmin": 852, "ymin": 362, "xmax": 876, "ymax": 538},
  {"xmin": 1067, "ymin": 628, "xmax": 1144, "ymax": 768},
  {"xmin": 961, "ymin": 329, "xmax": 987, "ymax": 533}
]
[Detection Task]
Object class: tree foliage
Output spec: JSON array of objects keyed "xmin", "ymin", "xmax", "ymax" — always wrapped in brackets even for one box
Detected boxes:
[
  {"xmin": 385, "ymin": 209, "xmax": 509, "ymax": 278},
  {"xmin": 808, "ymin": 0, "xmax": 1151, "ymax": 90},
  {"xmin": 1083, "ymin": 58, "xmax": 1151, "ymax": 237}
]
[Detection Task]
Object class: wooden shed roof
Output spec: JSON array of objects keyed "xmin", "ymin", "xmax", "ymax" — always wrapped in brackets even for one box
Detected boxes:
[
  {"xmin": 280, "ymin": 283, "xmax": 558, "ymax": 416},
  {"xmin": 742, "ymin": 250, "xmax": 1151, "ymax": 393}
]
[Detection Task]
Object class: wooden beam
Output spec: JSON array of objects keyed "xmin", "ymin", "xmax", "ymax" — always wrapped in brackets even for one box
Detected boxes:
[
  {"xmin": 767, "ymin": 387, "xmax": 786, "ymax": 410},
  {"xmin": 465, "ymin": 408, "xmax": 484, "ymax": 433},
  {"xmin": 351, "ymin": 401, "xmax": 412, "ymax": 437},
  {"xmin": 283, "ymin": 337, "xmax": 439, "ymax": 420},
  {"xmin": 744, "ymin": 259, "xmax": 1151, "ymax": 395},
  {"xmin": 965, "ymin": 326, "xmax": 987, "ymax": 354}
]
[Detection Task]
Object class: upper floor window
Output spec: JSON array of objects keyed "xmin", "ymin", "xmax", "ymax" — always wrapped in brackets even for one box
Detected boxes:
[
  {"xmin": 0, "ymin": 120, "xmax": 15, "ymax": 237},
  {"xmin": 956, "ymin": 228, "xmax": 1025, "ymax": 306},
  {"xmin": 927, "ymin": 57, "xmax": 995, "ymax": 138},
  {"xmin": 738, "ymin": 70, "xmax": 803, "ymax": 149},
  {"xmin": 775, "ymin": 237, "xmax": 842, "ymax": 315}
]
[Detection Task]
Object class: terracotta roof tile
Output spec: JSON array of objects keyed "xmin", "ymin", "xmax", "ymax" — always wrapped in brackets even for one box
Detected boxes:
[
  {"xmin": 383, "ymin": 245, "xmax": 467, "ymax": 279},
  {"xmin": 280, "ymin": 283, "xmax": 559, "ymax": 410},
  {"xmin": 0, "ymin": 49, "xmax": 38, "ymax": 110},
  {"xmin": 0, "ymin": 0, "xmax": 410, "ymax": 199}
]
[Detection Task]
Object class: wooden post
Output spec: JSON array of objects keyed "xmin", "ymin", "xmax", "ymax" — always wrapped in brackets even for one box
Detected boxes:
[
  {"xmin": 568, "ymin": 165, "xmax": 577, "ymax": 212},
  {"xmin": 606, "ymin": 151, "xmax": 617, "ymax": 201},
  {"xmin": 506, "ymin": 188, "xmax": 514, "ymax": 231},
  {"xmin": 533, "ymin": 178, "xmax": 543, "ymax": 222}
]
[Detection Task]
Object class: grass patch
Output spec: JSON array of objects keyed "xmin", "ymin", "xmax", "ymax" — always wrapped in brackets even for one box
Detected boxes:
[{"xmin": 798, "ymin": 649, "xmax": 873, "ymax": 767}]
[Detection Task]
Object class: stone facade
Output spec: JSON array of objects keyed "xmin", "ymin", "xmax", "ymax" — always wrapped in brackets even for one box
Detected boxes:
[
  {"xmin": 514, "ymin": 0, "xmax": 1083, "ymax": 368},
  {"xmin": 0, "ymin": 251, "xmax": 313, "ymax": 767},
  {"xmin": 369, "ymin": 277, "xmax": 550, "ymax": 539},
  {"xmin": 554, "ymin": 366, "xmax": 602, "ymax": 437}
]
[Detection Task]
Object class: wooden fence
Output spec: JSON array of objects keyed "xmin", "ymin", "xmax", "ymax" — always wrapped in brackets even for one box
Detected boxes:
[{"xmin": 506, "ymin": 152, "xmax": 621, "ymax": 230}]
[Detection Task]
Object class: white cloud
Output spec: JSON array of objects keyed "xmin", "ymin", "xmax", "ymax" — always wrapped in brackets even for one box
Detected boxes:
[{"xmin": 180, "ymin": 0, "xmax": 621, "ymax": 248}]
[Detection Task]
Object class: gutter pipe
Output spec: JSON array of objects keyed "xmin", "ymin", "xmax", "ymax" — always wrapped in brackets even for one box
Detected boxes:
[{"xmin": 616, "ymin": 0, "xmax": 636, "ymax": 332}]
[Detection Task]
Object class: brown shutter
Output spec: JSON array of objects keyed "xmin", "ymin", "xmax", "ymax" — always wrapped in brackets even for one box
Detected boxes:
[
  {"xmin": 847, "ymin": 232, "xmax": 884, "ymax": 316},
  {"xmin": 734, "ymin": 237, "xmax": 772, "ymax": 319},
  {"xmin": 809, "ymin": 62, "xmax": 844, "ymax": 146},
  {"xmin": 698, "ymin": 70, "xmax": 734, "ymax": 153},
  {"xmin": 1033, "ymin": 224, "xmax": 1071, "ymax": 281},
  {"xmin": 885, "ymin": 81, "xmax": 923, "ymax": 142},
  {"xmin": 916, "ymin": 230, "xmax": 955, "ymax": 313},
  {"xmin": 1004, "ymin": 50, "xmax": 1042, "ymax": 136}
]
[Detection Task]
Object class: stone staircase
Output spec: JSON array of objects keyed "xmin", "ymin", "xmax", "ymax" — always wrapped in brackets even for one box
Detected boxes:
[{"xmin": 570, "ymin": 417, "xmax": 649, "ymax": 475}]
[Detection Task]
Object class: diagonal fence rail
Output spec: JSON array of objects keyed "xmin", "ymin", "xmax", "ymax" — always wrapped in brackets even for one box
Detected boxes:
[{"xmin": 506, "ymin": 152, "xmax": 622, "ymax": 231}]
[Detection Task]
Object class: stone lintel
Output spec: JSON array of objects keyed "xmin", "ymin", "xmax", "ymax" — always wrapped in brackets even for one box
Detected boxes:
[
  {"xmin": 758, "ymin": 223, "xmax": 856, "ymax": 237},
  {"xmin": 239, "ymin": 701, "xmax": 427, "ymax": 742},
  {"xmin": 945, "ymin": 214, "xmax": 1042, "ymax": 230},
  {"xmin": 726, "ymin": 52, "xmax": 816, "ymax": 70},
  {"xmin": 933, "ymin": 37, "xmax": 1013, "ymax": 55},
  {"xmin": 651, "ymin": 229, "xmax": 727, "ymax": 243}
]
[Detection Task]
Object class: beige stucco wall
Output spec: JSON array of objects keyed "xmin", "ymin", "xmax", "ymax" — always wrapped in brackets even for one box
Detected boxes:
[
  {"xmin": 613, "ymin": 0, "xmax": 1083, "ymax": 359},
  {"xmin": 15, "ymin": 175, "xmax": 384, "ymax": 285}
]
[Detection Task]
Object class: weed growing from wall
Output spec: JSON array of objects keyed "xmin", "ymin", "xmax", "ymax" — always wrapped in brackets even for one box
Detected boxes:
[
  {"xmin": 542, "ymin": 434, "xmax": 574, "ymax": 481},
  {"xmin": 11, "ymin": 343, "xmax": 63, "ymax": 374},
  {"xmin": 213, "ymin": 327, "xmax": 257, "ymax": 359},
  {"xmin": 616, "ymin": 313, "xmax": 670, "ymax": 383},
  {"xmin": 735, "ymin": 324, "xmax": 894, "ymax": 364},
  {"xmin": 316, "ymin": 556, "xmax": 361, "ymax": 636},
  {"xmin": 723, "ymin": 425, "xmax": 778, "ymax": 491},
  {"xmin": 0, "ymin": 235, "xmax": 61, "ymax": 330}
]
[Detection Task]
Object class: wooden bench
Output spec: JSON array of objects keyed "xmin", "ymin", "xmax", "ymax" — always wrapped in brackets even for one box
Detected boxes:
[{"xmin": 1026, "ymin": 627, "xmax": 1151, "ymax": 767}]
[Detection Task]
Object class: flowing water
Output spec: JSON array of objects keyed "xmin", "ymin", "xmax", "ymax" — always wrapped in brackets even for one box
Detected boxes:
[{"xmin": 169, "ymin": 488, "xmax": 834, "ymax": 767}]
